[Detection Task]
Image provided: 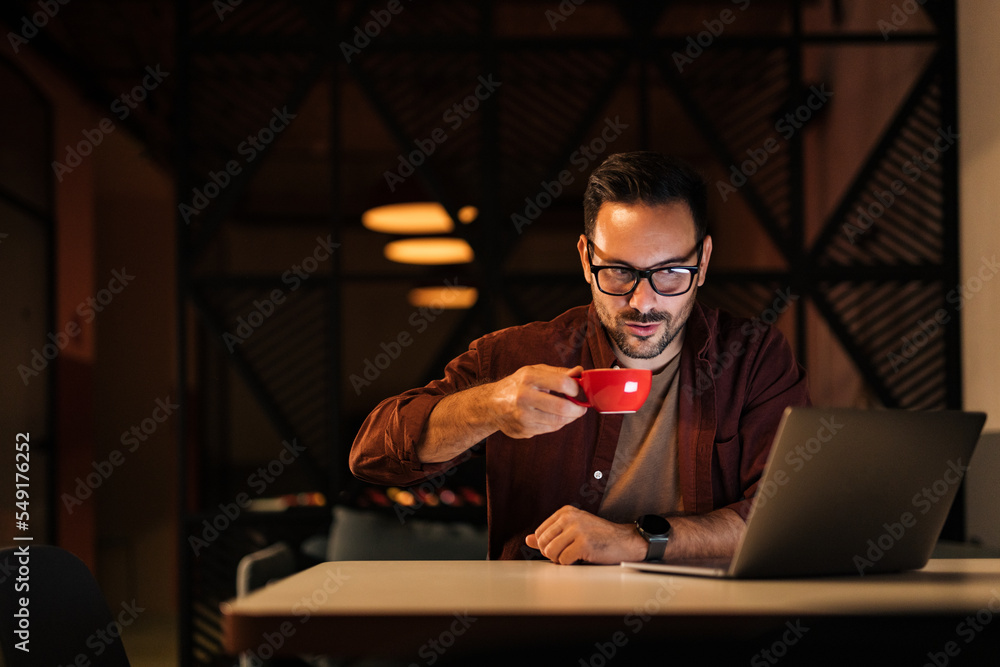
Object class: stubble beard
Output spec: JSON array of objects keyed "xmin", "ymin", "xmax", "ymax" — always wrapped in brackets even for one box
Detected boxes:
[{"xmin": 593, "ymin": 290, "xmax": 696, "ymax": 360}]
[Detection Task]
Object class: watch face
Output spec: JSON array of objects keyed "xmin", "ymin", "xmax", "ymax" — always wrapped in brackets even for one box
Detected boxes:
[{"xmin": 638, "ymin": 514, "xmax": 671, "ymax": 536}]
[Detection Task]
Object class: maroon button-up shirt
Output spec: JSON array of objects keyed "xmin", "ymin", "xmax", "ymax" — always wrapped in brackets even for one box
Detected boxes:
[{"xmin": 350, "ymin": 302, "xmax": 810, "ymax": 560}]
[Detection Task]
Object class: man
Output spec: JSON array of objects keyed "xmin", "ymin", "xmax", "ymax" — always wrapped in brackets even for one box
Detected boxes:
[{"xmin": 351, "ymin": 151, "xmax": 809, "ymax": 564}]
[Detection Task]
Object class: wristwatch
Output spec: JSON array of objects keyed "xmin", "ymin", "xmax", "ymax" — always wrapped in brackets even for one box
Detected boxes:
[{"xmin": 635, "ymin": 514, "xmax": 672, "ymax": 561}]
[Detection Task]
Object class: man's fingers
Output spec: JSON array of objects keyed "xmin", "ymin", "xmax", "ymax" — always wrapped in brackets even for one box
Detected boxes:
[
  {"xmin": 532, "ymin": 521, "xmax": 582, "ymax": 564},
  {"xmin": 530, "ymin": 506, "xmax": 574, "ymax": 561},
  {"xmin": 542, "ymin": 531, "xmax": 577, "ymax": 564},
  {"xmin": 532, "ymin": 511, "xmax": 559, "ymax": 539},
  {"xmin": 529, "ymin": 391, "xmax": 588, "ymax": 418},
  {"xmin": 520, "ymin": 365, "xmax": 585, "ymax": 399}
]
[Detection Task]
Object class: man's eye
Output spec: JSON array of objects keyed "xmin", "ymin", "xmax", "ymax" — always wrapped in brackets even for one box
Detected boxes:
[{"xmin": 607, "ymin": 268, "xmax": 634, "ymax": 279}]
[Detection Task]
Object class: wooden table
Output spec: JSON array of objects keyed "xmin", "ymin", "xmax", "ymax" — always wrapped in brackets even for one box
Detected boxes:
[{"xmin": 221, "ymin": 559, "xmax": 1000, "ymax": 664}]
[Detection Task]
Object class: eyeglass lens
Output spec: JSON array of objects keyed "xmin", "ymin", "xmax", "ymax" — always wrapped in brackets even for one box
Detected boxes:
[{"xmin": 596, "ymin": 267, "xmax": 694, "ymax": 296}]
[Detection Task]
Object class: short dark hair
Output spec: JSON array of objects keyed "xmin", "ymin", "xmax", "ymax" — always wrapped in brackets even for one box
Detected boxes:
[{"xmin": 582, "ymin": 151, "xmax": 708, "ymax": 241}]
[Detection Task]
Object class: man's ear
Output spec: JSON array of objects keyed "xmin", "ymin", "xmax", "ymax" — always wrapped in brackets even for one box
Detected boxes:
[
  {"xmin": 697, "ymin": 235, "xmax": 713, "ymax": 287},
  {"xmin": 577, "ymin": 234, "xmax": 592, "ymax": 283}
]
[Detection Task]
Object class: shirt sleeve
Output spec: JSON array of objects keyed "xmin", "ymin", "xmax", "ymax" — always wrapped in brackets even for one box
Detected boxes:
[
  {"xmin": 349, "ymin": 342, "xmax": 483, "ymax": 487},
  {"xmin": 727, "ymin": 325, "xmax": 811, "ymax": 521}
]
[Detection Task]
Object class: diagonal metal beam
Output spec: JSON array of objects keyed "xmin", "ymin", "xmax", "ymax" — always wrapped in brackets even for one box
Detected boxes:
[
  {"xmin": 419, "ymin": 303, "xmax": 484, "ymax": 387},
  {"xmin": 807, "ymin": 50, "xmax": 942, "ymax": 263},
  {"xmin": 344, "ymin": 58, "xmax": 468, "ymax": 222},
  {"xmin": 651, "ymin": 49, "xmax": 793, "ymax": 262},
  {"xmin": 0, "ymin": 3, "xmax": 169, "ymax": 166},
  {"xmin": 0, "ymin": 182, "xmax": 50, "ymax": 221},
  {"xmin": 186, "ymin": 56, "xmax": 328, "ymax": 263},
  {"xmin": 187, "ymin": 287, "xmax": 326, "ymax": 491},
  {"xmin": 808, "ymin": 286, "xmax": 899, "ymax": 408},
  {"xmin": 497, "ymin": 47, "xmax": 634, "ymax": 264}
]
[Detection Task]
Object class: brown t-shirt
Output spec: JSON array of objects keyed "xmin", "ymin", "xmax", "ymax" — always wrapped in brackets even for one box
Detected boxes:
[{"xmin": 598, "ymin": 348, "xmax": 684, "ymax": 524}]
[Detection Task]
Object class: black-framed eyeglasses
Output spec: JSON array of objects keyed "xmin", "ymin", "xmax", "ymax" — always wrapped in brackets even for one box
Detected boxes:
[{"xmin": 587, "ymin": 238, "xmax": 703, "ymax": 297}]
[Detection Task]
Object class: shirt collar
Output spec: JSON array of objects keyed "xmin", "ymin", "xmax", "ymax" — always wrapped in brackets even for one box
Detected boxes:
[
  {"xmin": 685, "ymin": 301, "xmax": 712, "ymax": 360},
  {"xmin": 585, "ymin": 303, "xmax": 619, "ymax": 369}
]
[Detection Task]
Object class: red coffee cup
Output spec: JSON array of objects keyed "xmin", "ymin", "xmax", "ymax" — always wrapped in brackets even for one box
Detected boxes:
[{"xmin": 567, "ymin": 368, "xmax": 652, "ymax": 414}]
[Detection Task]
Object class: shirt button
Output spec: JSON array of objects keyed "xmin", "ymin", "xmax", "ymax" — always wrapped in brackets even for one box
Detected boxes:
[{"xmin": 593, "ymin": 470, "xmax": 603, "ymax": 480}]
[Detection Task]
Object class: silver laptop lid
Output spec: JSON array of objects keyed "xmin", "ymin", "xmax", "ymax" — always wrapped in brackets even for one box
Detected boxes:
[{"xmin": 730, "ymin": 407, "xmax": 986, "ymax": 578}]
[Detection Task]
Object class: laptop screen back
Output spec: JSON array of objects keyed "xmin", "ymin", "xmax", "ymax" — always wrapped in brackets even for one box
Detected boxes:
[{"xmin": 729, "ymin": 407, "xmax": 986, "ymax": 578}]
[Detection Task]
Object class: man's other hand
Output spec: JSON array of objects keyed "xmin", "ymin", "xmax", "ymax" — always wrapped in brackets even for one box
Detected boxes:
[{"xmin": 525, "ymin": 505, "xmax": 646, "ymax": 565}]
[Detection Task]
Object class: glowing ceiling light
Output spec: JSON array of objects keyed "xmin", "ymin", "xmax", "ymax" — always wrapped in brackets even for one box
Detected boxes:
[
  {"xmin": 457, "ymin": 205, "xmax": 478, "ymax": 224},
  {"xmin": 362, "ymin": 202, "xmax": 454, "ymax": 235},
  {"xmin": 407, "ymin": 286, "xmax": 478, "ymax": 309},
  {"xmin": 384, "ymin": 237, "xmax": 474, "ymax": 265}
]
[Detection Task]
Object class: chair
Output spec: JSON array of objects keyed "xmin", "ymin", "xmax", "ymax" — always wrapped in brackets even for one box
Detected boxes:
[
  {"xmin": 0, "ymin": 545, "xmax": 132, "ymax": 667},
  {"xmin": 235, "ymin": 542, "xmax": 304, "ymax": 667},
  {"xmin": 236, "ymin": 541, "xmax": 296, "ymax": 599},
  {"xmin": 232, "ymin": 506, "xmax": 487, "ymax": 665},
  {"xmin": 326, "ymin": 505, "xmax": 487, "ymax": 561}
]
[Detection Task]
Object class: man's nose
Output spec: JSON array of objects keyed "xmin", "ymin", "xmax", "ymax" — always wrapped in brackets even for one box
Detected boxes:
[{"xmin": 628, "ymin": 277, "xmax": 659, "ymax": 312}]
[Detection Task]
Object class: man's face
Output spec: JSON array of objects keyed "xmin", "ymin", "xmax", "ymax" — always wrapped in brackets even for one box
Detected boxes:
[{"xmin": 577, "ymin": 201, "xmax": 712, "ymax": 371}]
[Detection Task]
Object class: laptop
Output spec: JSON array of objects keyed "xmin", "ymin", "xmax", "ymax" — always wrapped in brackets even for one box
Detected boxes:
[{"xmin": 621, "ymin": 407, "xmax": 986, "ymax": 578}]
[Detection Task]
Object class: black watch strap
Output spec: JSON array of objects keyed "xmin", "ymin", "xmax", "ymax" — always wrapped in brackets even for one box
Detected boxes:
[{"xmin": 635, "ymin": 514, "xmax": 671, "ymax": 561}]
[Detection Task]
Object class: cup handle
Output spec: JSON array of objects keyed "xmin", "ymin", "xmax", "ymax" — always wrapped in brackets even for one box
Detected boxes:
[{"xmin": 566, "ymin": 376, "xmax": 591, "ymax": 408}]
